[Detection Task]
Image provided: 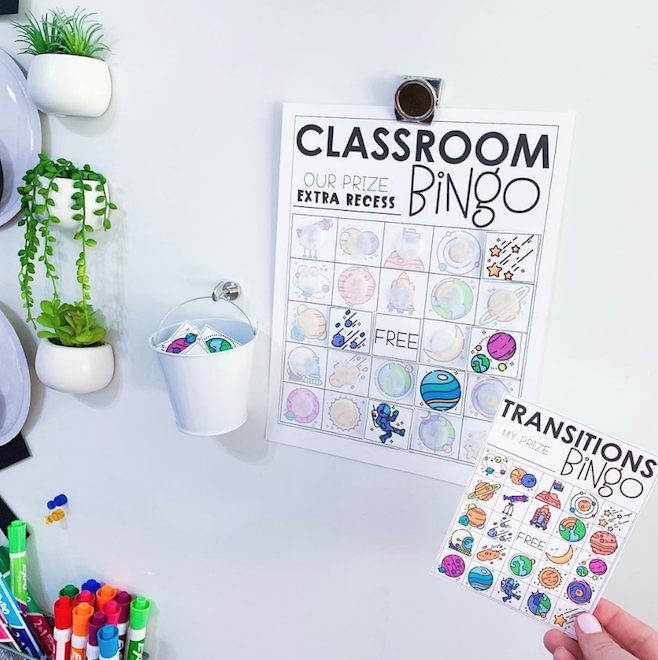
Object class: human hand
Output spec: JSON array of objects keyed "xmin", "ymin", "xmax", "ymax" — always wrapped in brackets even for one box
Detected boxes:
[{"xmin": 544, "ymin": 599, "xmax": 658, "ymax": 660}]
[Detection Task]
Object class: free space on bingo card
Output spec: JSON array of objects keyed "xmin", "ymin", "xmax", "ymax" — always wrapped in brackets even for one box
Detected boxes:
[{"xmin": 434, "ymin": 395, "xmax": 658, "ymax": 638}]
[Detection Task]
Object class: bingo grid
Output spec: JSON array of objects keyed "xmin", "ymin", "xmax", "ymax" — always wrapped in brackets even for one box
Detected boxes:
[{"xmin": 278, "ymin": 214, "xmax": 542, "ymax": 465}]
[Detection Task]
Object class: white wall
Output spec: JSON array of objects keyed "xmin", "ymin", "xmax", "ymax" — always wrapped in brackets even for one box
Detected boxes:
[{"xmin": 1, "ymin": 1, "xmax": 657, "ymax": 658}]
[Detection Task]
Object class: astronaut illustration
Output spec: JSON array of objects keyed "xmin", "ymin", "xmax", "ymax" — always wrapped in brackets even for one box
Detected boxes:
[
  {"xmin": 371, "ymin": 403, "xmax": 406, "ymax": 443},
  {"xmin": 296, "ymin": 218, "xmax": 334, "ymax": 259},
  {"xmin": 287, "ymin": 346, "xmax": 322, "ymax": 386}
]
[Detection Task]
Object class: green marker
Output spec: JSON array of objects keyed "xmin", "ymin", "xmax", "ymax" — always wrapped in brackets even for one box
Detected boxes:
[
  {"xmin": 125, "ymin": 598, "xmax": 150, "ymax": 660},
  {"xmin": 8, "ymin": 521, "xmax": 27, "ymax": 614},
  {"xmin": 59, "ymin": 585, "xmax": 80, "ymax": 599}
]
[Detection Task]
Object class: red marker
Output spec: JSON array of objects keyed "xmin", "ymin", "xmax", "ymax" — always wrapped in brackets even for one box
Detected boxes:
[
  {"xmin": 114, "ymin": 592, "xmax": 132, "ymax": 659},
  {"xmin": 102, "ymin": 601, "xmax": 120, "ymax": 627},
  {"xmin": 53, "ymin": 596, "xmax": 74, "ymax": 660},
  {"xmin": 74, "ymin": 591, "xmax": 96, "ymax": 611},
  {"xmin": 95, "ymin": 586, "xmax": 116, "ymax": 616}
]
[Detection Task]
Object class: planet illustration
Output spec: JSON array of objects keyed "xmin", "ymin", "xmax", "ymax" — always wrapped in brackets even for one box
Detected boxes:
[
  {"xmin": 521, "ymin": 473, "xmax": 537, "ymax": 488},
  {"xmin": 479, "ymin": 286, "xmax": 531, "ymax": 326},
  {"xmin": 436, "ymin": 231, "xmax": 482, "ymax": 276},
  {"xmin": 337, "ymin": 267, "xmax": 377, "ymax": 306},
  {"xmin": 418, "ymin": 412, "xmax": 456, "ymax": 453},
  {"xmin": 328, "ymin": 397, "xmax": 361, "ymax": 431},
  {"xmin": 460, "ymin": 504, "xmax": 487, "ymax": 529},
  {"xmin": 206, "ymin": 337, "xmax": 234, "ymax": 352},
  {"xmin": 467, "ymin": 567, "xmax": 493, "ymax": 592},
  {"xmin": 590, "ymin": 531, "xmax": 618, "ymax": 556},
  {"xmin": 438, "ymin": 554, "xmax": 466, "ymax": 578},
  {"xmin": 589, "ymin": 559, "xmax": 608, "ymax": 576},
  {"xmin": 559, "ymin": 518, "xmax": 587, "ymax": 543},
  {"xmin": 566, "ymin": 580, "xmax": 593, "ymax": 605},
  {"xmin": 420, "ymin": 370, "xmax": 462, "ymax": 411},
  {"xmin": 487, "ymin": 332, "xmax": 517, "ymax": 360},
  {"xmin": 287, "ymin": 346, "xmax": 322, "ymax": 385},
  {"xmin": 471, "ymin": 354, "xmax": 490, "ymax": 373},
  {"xmin": 570, "ymin": 492, "xmax": 599, "ymax": 519},
  {"xmin": 431, "ymin": 278, "xmax": 474, "ymax": 320},
  {"xmin": 538, "ymin": 567, "xmax": 562, "ymax": 589},
  {"xmin": 509, "ymin": 554, "xmax": 535, "ymax": 578},
  {"xmin": 470, "ymin": 378, "xmax": 509, "ymax": 419},
  {"xmin": 576, "ymin": 565, "xmax": 589, "ymax": 577},
  {"xmin": 468, "ymin": 481, "xmax": 501, "ymax": 502},
  {"xmin": 291, "ymin": 305, "xmax": 327, "ymax": 342},
  {"xmin": 423, "ymin": 324, "xmax": 465, "ymax": 363},
  {"xmin": 284, "ymin": 388, "xmax": 320, "ymax": 424},
  {"xmin": 510, "ymin": 468, "xmax": 526, "ymax": 485},
  {"xmin": 340, "ymin": 228, "xmax": 379, "ymax": 256},
  {"xmin": 293, "ymin": 265, "xmax": 331, "ymax": 300},
  {"xmin": 376, "ymin": 362, "xmax": 414, "ymax": 399},
  {"xmin": 527, "ymin": 592, "xmax": 551, "ymax": 618}
]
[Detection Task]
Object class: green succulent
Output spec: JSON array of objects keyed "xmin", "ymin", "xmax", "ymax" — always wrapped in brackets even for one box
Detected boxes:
[{"xmin": 37, "ymin": 299, "xmax": 106, "ymax": 347}]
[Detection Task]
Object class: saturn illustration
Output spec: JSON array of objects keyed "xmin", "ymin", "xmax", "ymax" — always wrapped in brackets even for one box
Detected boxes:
[
  {"xmin": 468, "ymin": 481, "xmax": 501, "ymax": 501},
  {"xmin": 479, "ymin": 286, "xmax": 531, "ymax": 325}
]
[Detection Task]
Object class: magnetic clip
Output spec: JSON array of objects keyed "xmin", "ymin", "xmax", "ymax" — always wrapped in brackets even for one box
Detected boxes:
[{"xmin": 394, "ymin": 76, "xmax": 444, "ymax": 124}]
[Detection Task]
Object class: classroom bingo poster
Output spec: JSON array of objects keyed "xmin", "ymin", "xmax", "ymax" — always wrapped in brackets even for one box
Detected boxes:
[
  {"xmin": 267, "ymin": 105, "xmax": 574, "ymax": 482},
  {"xmin": 434, "ymin": 396, "xmax": 658, "ymax": 637}
]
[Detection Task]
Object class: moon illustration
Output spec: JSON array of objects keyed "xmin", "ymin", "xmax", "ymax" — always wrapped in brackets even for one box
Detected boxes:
[
  {"xmin": 545, "ymin": 545, "xmax": 574, "ymax": 565},
  {"xmin": 423, "ymin": 324, "xmax": 465, "ymax": 363}
]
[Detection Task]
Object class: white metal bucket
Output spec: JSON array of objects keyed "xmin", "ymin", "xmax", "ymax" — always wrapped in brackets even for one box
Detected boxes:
[{"xmin": 149, "ymin": 289, "xmax": 258, "ymax": 435}]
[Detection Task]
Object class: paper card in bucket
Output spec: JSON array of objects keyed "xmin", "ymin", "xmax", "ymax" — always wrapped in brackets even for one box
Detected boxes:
[
  {"xmin": 433, "ymin": 396, "xmax": 658, "ymax": 638},
  {"xmin": 156, "ymin": 321, "xmax": 240, "ymax": 355}
]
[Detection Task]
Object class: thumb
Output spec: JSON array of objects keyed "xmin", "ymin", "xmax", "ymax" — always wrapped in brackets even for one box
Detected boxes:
[{"xmin": 576, "ymin": 613, "xmax": 638, "ymax": 660}]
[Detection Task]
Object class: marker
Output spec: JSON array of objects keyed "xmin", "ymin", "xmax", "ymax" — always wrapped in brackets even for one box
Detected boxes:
[
  {"xmin": 0, "ymin": 572, "xmax": 44, "ymax": 658},
  {"xmin": 60, "ymin": 585, "xmax": 80, "ymax": 599},
  {"xmin": 71, "ymin": 603, "xmax": 93, "ymax": 660},
  {"xmin": 115, "ymin": 592, "xmax": 132, "ymax": 657},
  {"xmin": 8, "ymin": 521, "xmax": 27, "ymax": 613},
  {"xmin": 82, "ymin": 580, "xmax": 102, "ymax": 595},
  {"xmin": 75, "ymin": 590, "xmax": 96, "ymax": 611},
  {"xmin": 124, "ymin": 598, "xmax": 150, "ymax": 660},
  {"xmin": 26, "ymin": 590, "xmax": 55, "ymax": 656},
  {"xmin": 0, "ymin": 547, "xmax": 38, "ymax": 654},
  {"xmin": 98, "ymin": 625, "xmax": 119, "ymax": 660},
  {"xmin": 95, "ymin": 586, "xmax": 116, "ymax": 615},
  {"xmin": 102, "ymin": 601, "xmax": 120, "ymax": 627},
  {"xmin": 87, "ymin": 612, "xmax": 107, "ymax": 660},
  {"xmin": 53, "ymin": 596, "xmax": 74, "ymax": 660}
]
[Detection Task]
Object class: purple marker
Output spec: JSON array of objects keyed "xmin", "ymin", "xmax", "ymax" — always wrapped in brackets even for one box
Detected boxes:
[
  {"xmin": 87, "ymin": 611, "xmax": 107, "ymax": 660},
  {"xmin": 115, "ymin": 592, "xmax": 132, "ymax": 659}
]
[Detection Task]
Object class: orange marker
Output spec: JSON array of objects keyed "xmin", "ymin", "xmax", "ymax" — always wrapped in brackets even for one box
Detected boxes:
[
  {"xmin": 70, "ymin": 603, "xmax": 93, "ymax": 660},
  {"xmin": 95, "ymin": 586, "xmax": 116, "ymax": 615}
]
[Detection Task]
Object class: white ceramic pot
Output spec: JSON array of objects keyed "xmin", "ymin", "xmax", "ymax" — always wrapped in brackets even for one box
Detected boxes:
[
  {"xmin": 27, "ymin": 54, "xmax": 112, "ymax": 118},
  {"xmin": 35, "ymin": 339, "xmax": 114, "ymax": 394},
  {"xmin": 34, "ymin": 176, "xmax": 109, "ymax": 231}
]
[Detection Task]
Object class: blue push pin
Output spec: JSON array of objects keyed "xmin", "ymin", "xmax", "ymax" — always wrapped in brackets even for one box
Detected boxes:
[{"xmin": 47, "ymin": 494, "xmax": 68, "ymax": 510}]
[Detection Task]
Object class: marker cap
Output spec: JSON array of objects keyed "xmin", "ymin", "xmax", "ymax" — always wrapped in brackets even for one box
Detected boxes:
[
  {"xmin": 102, "ymin": 600, "xmax": 121, "ymax": 626},
  {"xmin": 115, "ymin": 592, "xmax": 132, "ymax": 624},
  {"xmin": 7, "ymin": 521, "xmax": 26, "ymax": 552},
  {"xmin": 54, "ymin": 596, "xmax": 74, "ymax": 630},
  {"xmin": 98, "ymin": 625, "xmax": 119, "ymax": 659},
  {"xmin": 72, "ymin": 602, "xmax": 94, "ymax": 636},
  {"xmin": 129, "ymin": 597, "xmax": 151, "ymax": 631},
  {"xmin": 82, "ymin": 579, "xmax": 102, "ymax": 595},
  {"xmin": 89, "ymin": 612, "xmax": 108, "ymax": 645},
  {"xmin": 96, "ymin": 585, "xmax": 116, "ymax": 608},
  {"xmin": 0, "ymin": 547, "xmax": 9, "ymax": 573},
  {"xmin": 60, "ymin": 584, "xmax": 80, "ymax": 599},
  {"xmin": 75, "ymin": 590, "xmax": 96, "ymax": 609}
]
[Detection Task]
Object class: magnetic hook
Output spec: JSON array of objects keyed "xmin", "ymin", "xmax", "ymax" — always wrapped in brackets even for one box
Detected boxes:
[
  {"xmin": 212, "ymin": 281, "xmax": 242, "ymax": 302},
  {"xmin": 394, "ymin": 76, "xmax": 444, "ymax": 124}
]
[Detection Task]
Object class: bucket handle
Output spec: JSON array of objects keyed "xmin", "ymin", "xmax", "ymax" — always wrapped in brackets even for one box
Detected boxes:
[{"xmin": 158, "ymin": 281, "xmax": 256, "ymax": 335}]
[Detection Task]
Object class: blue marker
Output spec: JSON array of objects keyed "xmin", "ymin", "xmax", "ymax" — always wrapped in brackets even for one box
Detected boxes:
[
  {"xmin": 0, "ymin": 573, "xmax": 44, "ymax": 658},
  {"xmin": 98, "ymin": 625, "xmax": 119, "ymax": 660},
  {"xmin": 81, "ymin": 579, "xmax": 102, "ymax": 595}
]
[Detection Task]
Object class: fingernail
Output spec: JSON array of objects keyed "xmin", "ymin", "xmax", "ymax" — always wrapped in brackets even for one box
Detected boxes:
[{"xmin": 577, "ymin": 613, "xmax": 602, "ymax": 634}]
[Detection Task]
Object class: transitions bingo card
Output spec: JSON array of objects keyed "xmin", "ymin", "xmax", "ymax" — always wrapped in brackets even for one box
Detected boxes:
[
  {"xmin": 267, "ymin": 105, "xmax": 574, "ymax": 483},
  {"xmin": 434, "ymin": 396, "xmax": 658, "ymax": 637}
]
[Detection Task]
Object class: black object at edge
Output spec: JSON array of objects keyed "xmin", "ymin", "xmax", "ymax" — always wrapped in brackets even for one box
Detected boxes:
[
  {"xmin": 0, "ymin": 0, "xmax": 19, "ymax": 15},
  {"xmin": 0, "ymin": 434, "xmax": 31, "ymax": 539}
]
